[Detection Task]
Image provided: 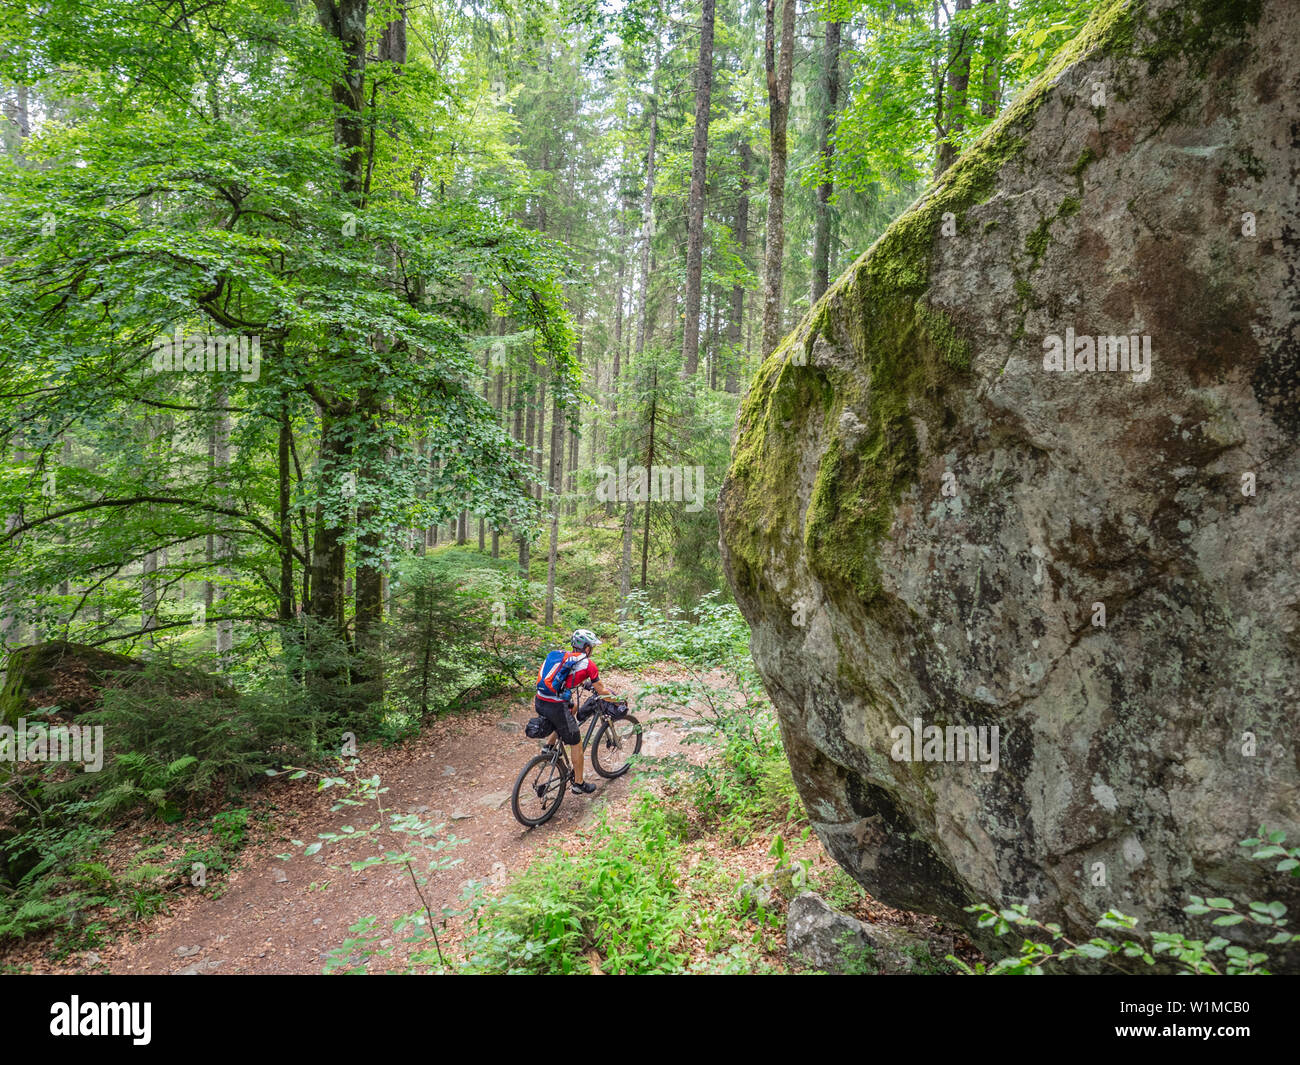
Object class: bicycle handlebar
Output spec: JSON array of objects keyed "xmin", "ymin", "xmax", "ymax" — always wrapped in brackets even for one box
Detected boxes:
[{"xmin": 579, "ymin": 678, "xmax": 627, "ymax": 705}]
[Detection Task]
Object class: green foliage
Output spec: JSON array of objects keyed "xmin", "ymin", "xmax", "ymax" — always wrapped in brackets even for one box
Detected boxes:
[
  {"xmin": 900, "ymin": 940, "xmax": 958, "ymax": 975},
  {"xmin": 604, "ymin": 589, "xmax": 749, "ymax": 670},
  {"xmin": 608, "ymin": 588, "xmax": 800, "ymax": 838},
  {"xmin": 769, "ymin": 832, "xmax": 812, "ymax": 899},
  {"xmin": 819, "ymin": 865, "xmax": 869, "ymax": 912},
  {"xmin": 0, "ymin": 0, "xmax": 573, "ymax": 688},
  {"xmin": 382, "ymin": 553, "xmax": 533, "ymax": 720},
  {"xmin": 210, "ymin": 808, "xmax": 250, "ymax": 849},
  {"xmin": 952, "ymin": 827, "xmax": 1300, "ymax": 975},
  {"xmin": 463, "ymin": 794, "xmax": 692, "ymax": 975},
  {"xmin": 0, "ymin": 803, "xmax": 115, "ymax": 948},
  {"xmin": 65, "ymin": 659, "xmax": 325, "ymax": 813},
  {"xmin": 834, "ymin": 931, "xmax": 880, "ymax": 976},
  {"xmin": 0, "ymin": 771, "xmax": 254, "ymax": 949},
  {"xmin": 833, "ymin": 0, "xmax": 1105, "ymax": 196}
]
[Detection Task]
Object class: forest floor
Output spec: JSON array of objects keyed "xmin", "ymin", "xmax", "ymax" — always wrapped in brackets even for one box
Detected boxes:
[{"xmin": 3, "ymin": 665, "xmax": 977, "ymax": 975}]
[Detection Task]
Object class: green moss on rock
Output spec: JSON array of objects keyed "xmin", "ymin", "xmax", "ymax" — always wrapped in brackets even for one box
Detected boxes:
[{"xmin": 1069, "ymin": 147, "xmax": 1099, "ymax": 181}]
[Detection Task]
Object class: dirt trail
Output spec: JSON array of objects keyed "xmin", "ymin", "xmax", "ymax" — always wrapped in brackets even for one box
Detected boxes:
[{"xmin": 99, "ymin": 668, "xmax": 704, "ymax": 974}]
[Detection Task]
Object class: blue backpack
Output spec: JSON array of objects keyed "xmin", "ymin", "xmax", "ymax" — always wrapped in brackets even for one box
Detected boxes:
[{"xmin": 536, "ymin": 649, "xmax": 586, "ymax": 703}]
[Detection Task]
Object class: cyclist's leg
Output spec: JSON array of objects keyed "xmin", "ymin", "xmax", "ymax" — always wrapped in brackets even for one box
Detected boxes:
[
  {"xmin": 537, "ymin": 697, "xmax": 581, "ymax": 777},
  {"xmin": 562, "ymin": 705, "xmax": 585, "ymax": 784}
]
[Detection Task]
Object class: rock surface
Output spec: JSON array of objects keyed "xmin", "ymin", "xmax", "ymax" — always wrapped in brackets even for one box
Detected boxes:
[
  {"xmin": 787, "ymin": 893, "xmax": 878, "ymax": 974},
  {"xmin": 721, "ymin": 0, "xmax": 1300, "ymax": 963},
  {"xmin": 786, "ymin": 893, "xmax": 932, "ymax": 974}
]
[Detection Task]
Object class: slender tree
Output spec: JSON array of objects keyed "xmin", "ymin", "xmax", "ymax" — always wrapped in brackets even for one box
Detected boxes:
[
  {"xmin": 811, "ymin": 19, "xmax": 841, "ymax": 303},
  {"xmin": 936, "ymin": 0, "xmax": 974, "ymax": 176},
  {"xmin": 681, "ymin": 0, "xmax": 716, "ymax": 378},
  {"xmin": 761, "ymin": 0, "xmax": 796, "ymax": 359},
  {"xmin": 634, "ymin": 55, "xmax": 660, "ymax": 358}
]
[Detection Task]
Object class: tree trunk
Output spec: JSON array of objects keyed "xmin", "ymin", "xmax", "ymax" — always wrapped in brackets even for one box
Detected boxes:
[
  {"xmin": 639, "ymin": 378, "xmax": 657, "ymax": 590},
  {"xmin": 936, "ymin": 0, "xmax": 974, "ymax": 177},
  {"xmin": 278, "ymin": 390, "xmax": 295, "ymax": 621},
  {"xmin": 567, "ymin": 413, "xmax": 579, "ymax": 517},
  {"xmin": 519, "ymin": 360, "xmax": 536, "ymax": 580},
  {"xmin": 306, "ymin": 0, "xmax": 368, "ymax": 652},
  {"xmin": 613, "ymin": 197, "xmax": 626, "ymax": 411},
  {"xmin": 492, "ymin": 352, "xmax": 504, "ymax": 557},
  {"xmin": 535, "ymin": 376, "xmax": 546, "ymax": 511},
  {"xmin": 212, "ymin": 390, "xmax": 233, "ymax": 664},
  {"xmin": 544, "ymin": 388, "xmax": 563, "ymax": 625},
  {"xmin": 634, "ymin": 57, "xmax": 660, "ymax": 358},
  {"xmin": 3, "ymin": 430, "xmax": 25, "ymax": 648},
  {"xmin": 567, "ymin": 303, "xmax": 582, "ymax": 515},
  {"xmin": 761, "ymin": 0, "xmax": 796, "ymax": 359},
  {"xmin": 313, "ymin": 0, "xmax": 369, "ymax": 198},
  {"xmin": 681, "ymin": 0, "xmax": 716, "ymax": 378},
  {"xmin": 309, "ymin": 416, "xmax": 349, "ymax": 633},
  {"xmin": 141, "ymin": 550, "xmax": 158, "ymax": 646},
  {"xmin": 980, "ymin": 0, "xmax": 1005, "ymax": 119},
  {"xmin": 712, "ymin": 287, "xmax": 722, "ymax": 392},
  {"xmin": 355, "ymin": 390, "xmax": 384, "ymax": 671},
  {"xmin": 812, "ymin": 20, "xmax": 841, "ymax": 304},
  {"xmin": 727, "ymin": 141, "xmax": 751, "ymax": 394},
  {"xmin": 619, "ymin": 501, "xmax": 635, "ymax": 619}
]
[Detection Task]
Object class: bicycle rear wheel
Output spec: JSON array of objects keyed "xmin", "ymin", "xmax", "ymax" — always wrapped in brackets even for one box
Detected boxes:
[
  {"xmin": 591, "ymin": 714, "xmax": 642, "ymax": 779},
  {"xmin": 512, "ymin": 753, "xmax": 567, "ymax": 826}
]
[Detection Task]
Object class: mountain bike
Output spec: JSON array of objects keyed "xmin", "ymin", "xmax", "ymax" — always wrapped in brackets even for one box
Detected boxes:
[{"xmin": 511, "ymin": 682, "xmax": 643, "ymax": 828}]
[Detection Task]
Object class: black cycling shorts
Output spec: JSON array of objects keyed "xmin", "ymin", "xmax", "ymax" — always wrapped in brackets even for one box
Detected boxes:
[{"xmin": 535, "ymin": 695, "xmax": 580, "ymax": 745}]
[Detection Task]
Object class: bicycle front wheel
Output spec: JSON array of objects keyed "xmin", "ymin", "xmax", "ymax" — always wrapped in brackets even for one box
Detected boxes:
[
  {"xmin": 512, "ymin": 753, "xmax": 567, "ymax": 826},
  {"xmin": 591, "ymin": 714, "xmax": 643, "ymax": 779}
]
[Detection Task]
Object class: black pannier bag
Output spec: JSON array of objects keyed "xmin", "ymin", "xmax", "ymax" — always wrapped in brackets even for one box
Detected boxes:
[
  {"xmin": 595, "ymin": 697, "xmax": 628, "ymax": 719},
  {"xmin": 525, "ymin": 716, "xmax": 555, "ymax": 739}
]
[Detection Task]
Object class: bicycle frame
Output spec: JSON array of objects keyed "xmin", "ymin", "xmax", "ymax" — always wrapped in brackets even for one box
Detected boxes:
[{"xmin": 541, "ymin": 689, "xmax": 606, "ymax": 770}]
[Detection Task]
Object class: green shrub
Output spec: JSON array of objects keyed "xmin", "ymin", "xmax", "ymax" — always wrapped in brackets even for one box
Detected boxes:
[
  {"xmin": 820, "ymin": 866, "xmax": 868, "ymax": 912},
  {"xmin": 463, "ymin": 795, "xmax": 693, "ymax": 974},
  {"xmin": 604, "ymin": 590, "xmax": 749, "ymax": 670},
  {"xmin": 383, "ymin": 554, "xmax": 537, "ymax": 718},
  {"xmin": 954, "ymin": 827, "xmax": 1300, "ymax": 975},
  {"xmin": 901, "ymin": 940, "xmax": 957, "ymax": 975},
  {"xmin": 0, "ymin": 803, "xmax": 114, "ymax": 946},
  {"xmin": 211, "ymin": 807, "xmax": 249, "ymax": 849}
]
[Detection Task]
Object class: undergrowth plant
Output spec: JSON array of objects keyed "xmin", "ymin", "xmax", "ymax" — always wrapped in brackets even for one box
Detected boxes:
[
  {"xmin": 610, "ymin": 591, "xmax": 801, "ymax": 840},
  {"xmin": 952, "ymin": 827, "xmax": 1300, "ymax": 975},
  {"xmin": 461, "ymin": 790, "xmax": 777, "ymax": 975}
]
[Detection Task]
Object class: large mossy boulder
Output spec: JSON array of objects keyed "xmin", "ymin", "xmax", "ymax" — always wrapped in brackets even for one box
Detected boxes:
[
  {"xmin": 0, "ymin": 641, "xmax": 146, "ymax": 724},
  {"xmin": 0, "ymin": 641, "xmax": 236, "ymax": 726},
  {"xmin": 720, "ymin": 0, "xmax": 1299, "ymax": 964}
]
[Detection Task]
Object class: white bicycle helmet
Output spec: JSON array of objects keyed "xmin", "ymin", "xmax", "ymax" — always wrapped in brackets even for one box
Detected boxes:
[{"xmin": 571, "ymin": 628, "xmax": 600, "ymax": 652}]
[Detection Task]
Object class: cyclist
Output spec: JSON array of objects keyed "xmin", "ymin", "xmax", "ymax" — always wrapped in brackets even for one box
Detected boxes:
[{"xmin": 536, "ymin": 628, "xmax": 620, "ymax": 795}]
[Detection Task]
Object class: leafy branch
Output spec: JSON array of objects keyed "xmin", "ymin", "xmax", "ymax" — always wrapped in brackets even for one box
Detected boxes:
[{"xmin": 949, "ymin": 827, "xmax": 1300, "ymax": 975}]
